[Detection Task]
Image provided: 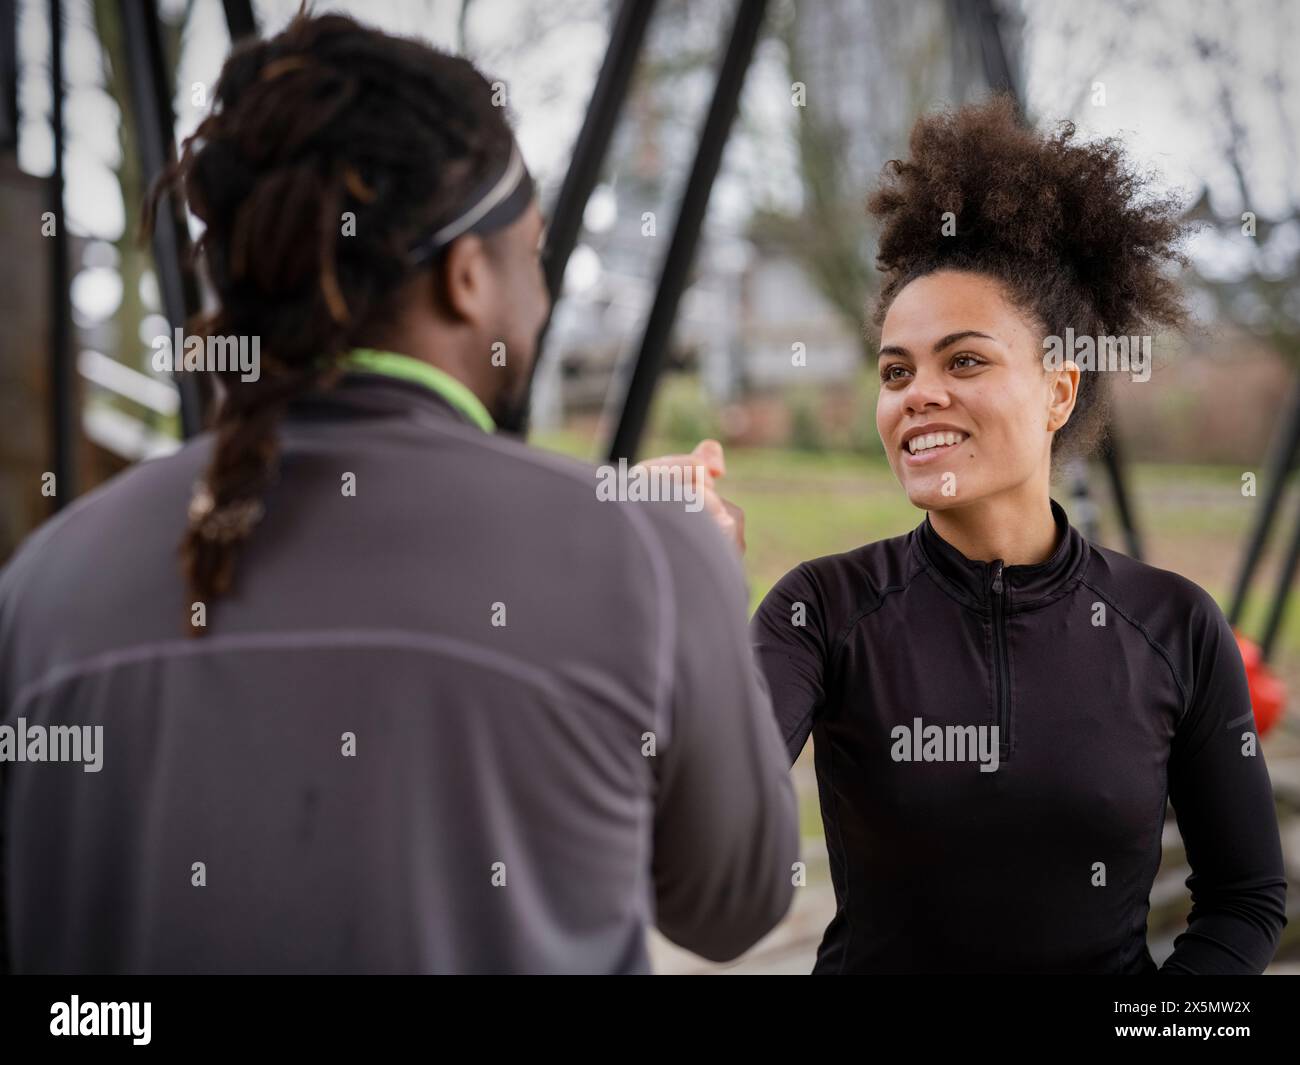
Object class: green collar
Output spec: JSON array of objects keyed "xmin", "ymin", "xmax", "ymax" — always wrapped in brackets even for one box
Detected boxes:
[{"xmin": 339, "ymin": 348, "xmax": 495, "ymax": 433}]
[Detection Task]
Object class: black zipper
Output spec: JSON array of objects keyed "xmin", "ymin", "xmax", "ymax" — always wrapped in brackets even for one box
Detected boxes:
[{"xmin": 990, "ymin": 560, "xmax": 1010, "ymax": 760}]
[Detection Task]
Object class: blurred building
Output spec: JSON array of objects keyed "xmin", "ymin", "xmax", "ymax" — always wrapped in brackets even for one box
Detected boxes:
[{"xmin": 537, "ymin": 0, "xmax": 1022, "ymax": 430}]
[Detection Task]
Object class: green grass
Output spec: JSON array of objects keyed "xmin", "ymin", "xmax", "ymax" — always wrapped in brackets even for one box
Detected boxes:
[
  {"xmin": 715, "ymin": 449, "xmax": 916, "ymax": 608},
  {"xmin": 529, "ymin": 432, "xmax": 1300, "ymax": 668}
]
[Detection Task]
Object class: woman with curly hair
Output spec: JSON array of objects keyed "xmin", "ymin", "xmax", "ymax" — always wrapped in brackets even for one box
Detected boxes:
[{"xmin": 751, "ymin": 97, "xmax": 1288, "ymax": 974}]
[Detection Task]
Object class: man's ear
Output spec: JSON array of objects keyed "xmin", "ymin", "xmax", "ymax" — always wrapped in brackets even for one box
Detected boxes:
[{"xmin": 438, "ymin": 234, "xmax": 492, "ymax": 326}]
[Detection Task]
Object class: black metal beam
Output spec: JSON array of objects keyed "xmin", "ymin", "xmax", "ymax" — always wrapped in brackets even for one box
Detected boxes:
[
  {"xmin": 0, "ymin": 0, "xmax": 17, "ymax": 150},
  {"xmin": 48, "ymin": 0, "xmax": 74, "ymax": 509},
  {"xmin": 1228, "ymin": 375, "xmax": 1300, "ymax": 626},
  {"xmin": 1259, "ymin": 490, "xmax": 1300, "ymax": 662},
  {"xmin": 221, "ymin": 0, "xmax": 256, "ymax": 42},
  {"xmin": 539, "ymin": 0, "xmax": 655, "ymax": 311},
  {"xmin": 606, "ymin": 0, "xmax": 769, "ymax": 462},
  {"xmin": 1067, "ymin": 461, "xmax": 1100, "ymax": 543},
  {"xmin": 1099, "ymin": 430, "xmax": 1143, "ymax": 559},
  {"xmin": 518, "ymin": 0, "xmax": 655, "ymax": 437},
  {"xmin": 961, "ymin": 0, "xmax": 1021, "ymax": 108},
  {"xmin": 118, "ymin": 0, "xmax": 207, "ymax": 437}
]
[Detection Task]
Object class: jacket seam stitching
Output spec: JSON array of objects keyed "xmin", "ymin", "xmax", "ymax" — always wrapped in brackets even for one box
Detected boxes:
[
  {"xmin": 824, "ymin": 734, "xmax": 852, "ymax": 975},
  {"xmin": 1132, "ymin": 779, "xmax": 1172, "ymax": 972},
  {"xmin": 12, "ymin": 627, "xmax": 570, "ymax": 717},
  {"xmin": 826, "ymin": 573, "xmax": 915, "ymax": 974},
  {"xmin": 776, "ymin": 562, "xmax": 822, "ymax": 753},
  {"xmin": 820, "ymin": 568, "xmax": 915, "ymax": 974},
  {"xmin": 793, "ymin": 566, "xmax": 917, "ymax": 743},
  {"xmin": 830, "ymin": 581, "xmax": 912, "ymax": 664},
  {"xmin": 1078, "ymin": 576, "xmax": 1190, "ymax": 717}
]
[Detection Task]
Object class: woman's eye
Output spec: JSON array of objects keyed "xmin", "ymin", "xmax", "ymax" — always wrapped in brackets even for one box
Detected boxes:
[
  {"xmin": 952, "ymin": 353, "xmax": 983, "ymax": 369},
  {"xmin": 880, "ymin": 364, "xmax": 910, "ymax": 383}
]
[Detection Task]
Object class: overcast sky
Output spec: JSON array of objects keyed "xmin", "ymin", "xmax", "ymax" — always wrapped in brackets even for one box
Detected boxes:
[{"xmin": 11, "ymin": 0, "xmax": 1297, "ymax": 316}]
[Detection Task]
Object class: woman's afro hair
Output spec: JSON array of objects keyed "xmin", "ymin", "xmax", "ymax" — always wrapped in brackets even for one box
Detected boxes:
[{"xmin": 867, "ymin": 95, "xmax": 1189, "ymax": 461}]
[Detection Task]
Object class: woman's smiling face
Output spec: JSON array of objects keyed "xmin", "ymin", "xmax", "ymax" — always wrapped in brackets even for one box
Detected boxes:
[{"xmin": 876, "ymin": 269, "xmax": 1078, "ymax": 512}]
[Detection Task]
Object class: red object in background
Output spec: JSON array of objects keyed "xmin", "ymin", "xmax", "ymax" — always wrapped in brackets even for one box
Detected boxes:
[{"xmin": 1234, "ymin": 631, "xmax": 1285, "ymax": 736}]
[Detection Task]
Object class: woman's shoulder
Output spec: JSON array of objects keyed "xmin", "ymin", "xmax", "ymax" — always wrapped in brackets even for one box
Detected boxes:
[
  {"xmin": 1084, "ymin": 542, "xmax": 1221, "ymax": 619},
  {"xmin": 757, "ymin": 528, "xmax": 919, "ymax": 623},
  {"xmin": 1081, "ymin": 543, "xmax": 1232, "ymax": 684}
]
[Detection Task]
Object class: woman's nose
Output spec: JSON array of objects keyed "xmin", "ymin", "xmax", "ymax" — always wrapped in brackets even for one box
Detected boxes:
[{"xmin": 902, "ymin": 371, "xmax": 951, "ymax": 414}]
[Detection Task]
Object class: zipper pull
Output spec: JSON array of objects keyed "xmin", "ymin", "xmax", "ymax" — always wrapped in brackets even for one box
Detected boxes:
[{"xmin": 991, "ymin": 560, "xmax": 1004, "ymax": 595}]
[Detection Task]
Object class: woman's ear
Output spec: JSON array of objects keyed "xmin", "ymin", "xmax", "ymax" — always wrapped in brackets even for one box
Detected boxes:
[{"xmin": 1047, "ymin": 360, "xmax": 1081, "ymax": 432}]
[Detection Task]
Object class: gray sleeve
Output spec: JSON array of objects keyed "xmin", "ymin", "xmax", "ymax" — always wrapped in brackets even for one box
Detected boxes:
[{"xmin": 640, "ymin": 504, "xmax": 800, "ymax": 963}]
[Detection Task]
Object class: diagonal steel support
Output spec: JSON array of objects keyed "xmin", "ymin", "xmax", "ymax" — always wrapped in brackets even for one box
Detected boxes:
[
  {"xmin": 519, "ymin": 0, "xmax": 656, "ymax": 436},
  {"xmin": 605, "ymin": 0, "xmax": 769, "ymax": 462},
  {"xmin": 118, "ymin": 0, "xmax": 207, "ymax": 438}
]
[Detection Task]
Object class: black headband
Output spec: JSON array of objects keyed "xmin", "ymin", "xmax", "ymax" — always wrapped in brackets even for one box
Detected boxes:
[{"xmin": 408, "ymin": 141, "xmax": 534, "ymax": 267}]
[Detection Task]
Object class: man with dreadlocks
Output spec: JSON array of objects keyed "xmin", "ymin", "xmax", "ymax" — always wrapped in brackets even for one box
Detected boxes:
[{"xmin": 0, "ymin": 13, "xmax": 797, "ymax": 973}]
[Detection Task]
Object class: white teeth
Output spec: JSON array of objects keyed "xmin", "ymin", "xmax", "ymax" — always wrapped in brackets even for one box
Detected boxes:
[{"xmin": 907, "ymin": 430, "xmax": 968, "ymax": 454}]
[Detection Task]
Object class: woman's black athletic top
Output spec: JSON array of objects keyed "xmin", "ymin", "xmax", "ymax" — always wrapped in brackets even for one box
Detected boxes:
[{"xmin": 751, "ymin": 497, "xmax": 1288, "ymax": 974}]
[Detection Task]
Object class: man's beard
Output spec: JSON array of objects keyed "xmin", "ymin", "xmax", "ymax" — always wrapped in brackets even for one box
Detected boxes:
[{"xmin": 490, "ymin": 373, "xmax": 532, "ymax": 438}]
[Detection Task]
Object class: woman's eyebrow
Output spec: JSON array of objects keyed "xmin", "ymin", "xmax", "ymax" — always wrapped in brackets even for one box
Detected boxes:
[
  {"xmin": 933, "ymin": 330, "xmax": 997, "ymax": 351},
  {"xmin": 877, "ymin": 330, "xmax": 998, "ymax": 360}
]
